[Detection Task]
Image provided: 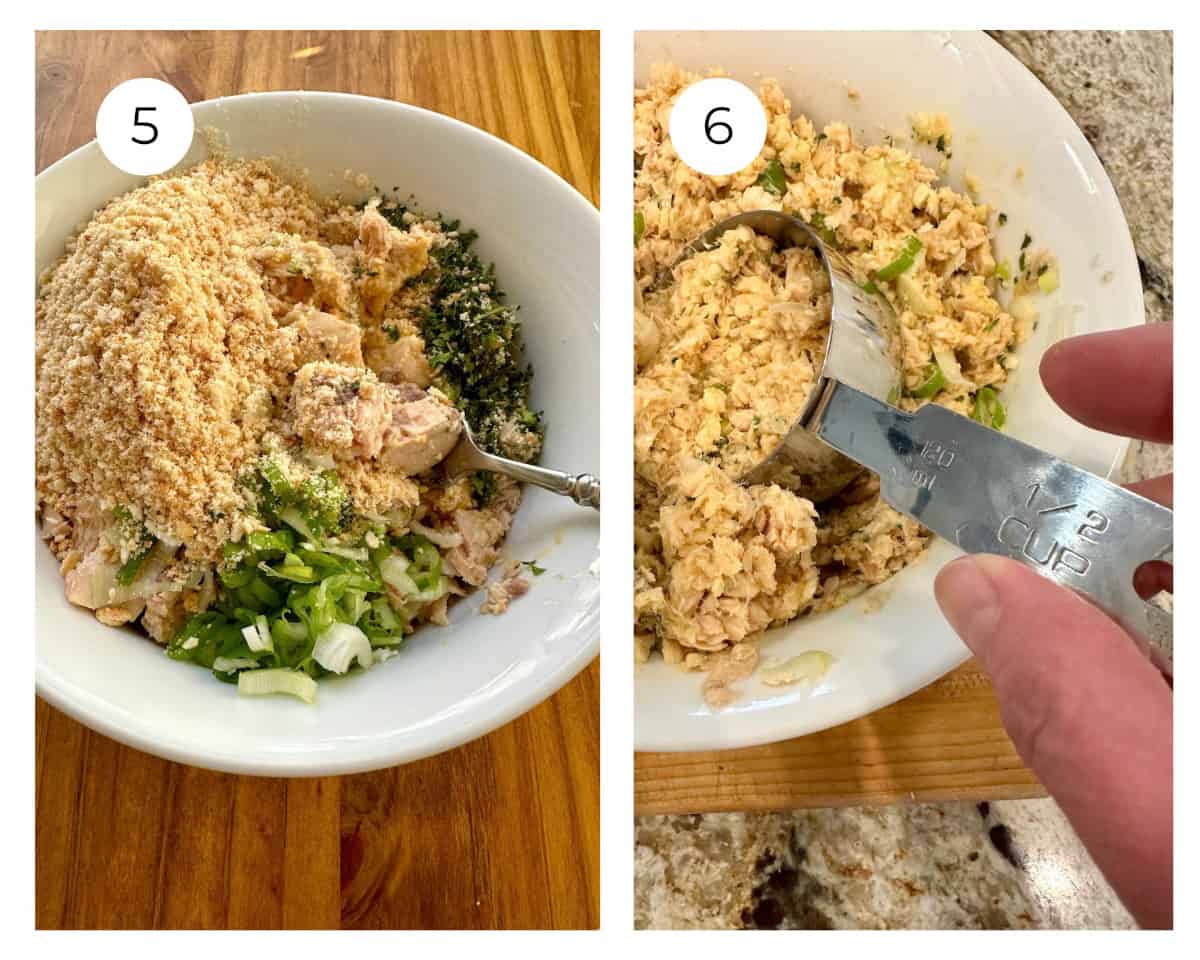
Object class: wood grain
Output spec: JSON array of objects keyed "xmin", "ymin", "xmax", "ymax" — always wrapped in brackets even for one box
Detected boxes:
[
  {"xmin": 635, "ymin": 661, "xmax": 1045, "ymax": 816},
  {"xmin": 34, "ymin": 30, "xmax": 599, "ymax": 930}
]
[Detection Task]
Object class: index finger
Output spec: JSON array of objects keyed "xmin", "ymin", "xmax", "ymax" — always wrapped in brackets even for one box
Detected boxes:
[{"xmin": 1039, "ymin": 324, "xmax": 1172, "ymax": 443}]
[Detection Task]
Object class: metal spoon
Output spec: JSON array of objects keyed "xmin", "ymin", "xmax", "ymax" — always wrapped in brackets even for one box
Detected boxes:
[
  {"xmin": 674, "ymin": 210, "xmax": 1171, "ymax": 650},
  {"xmin": 442, "ymin": 415, "xmax": 600, "ymax": 510}
]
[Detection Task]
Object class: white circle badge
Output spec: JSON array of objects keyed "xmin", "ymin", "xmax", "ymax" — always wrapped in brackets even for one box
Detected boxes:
[
  {"xmin": 96, "ymin": 78, "xmax": 195, "ymax": 177},
  {"xmin": 668, "ymin": 77, "xmax": 768, "ymax": 177}
]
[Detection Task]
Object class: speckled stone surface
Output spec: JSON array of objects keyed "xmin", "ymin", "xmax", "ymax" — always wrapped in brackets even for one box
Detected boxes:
[
  {"xmin": 633, "ymin": 31, "xmax": 1171, "ymax": 931},
  {"xmin": 635, "ymin": 800, "xmax": 1135, "ymax": 930},
  {"xmin": 989, "ymin": 30, "xmax": 1173, "ymax": 486}
]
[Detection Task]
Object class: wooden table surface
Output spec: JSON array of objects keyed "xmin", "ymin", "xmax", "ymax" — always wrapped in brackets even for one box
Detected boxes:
[
  {"xmin": 635, "ymin": 660, "xmax": 1044, "ymax": 815},
  {"xmin": 35, "ymin": 30, "xmax": 599, "ymax": 930}
]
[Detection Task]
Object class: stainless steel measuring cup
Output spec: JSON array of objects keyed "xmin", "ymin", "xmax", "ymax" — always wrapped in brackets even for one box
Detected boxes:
[{"xmin": 677, "ymin": 211, "xmax": 1172, "ymax": 651}]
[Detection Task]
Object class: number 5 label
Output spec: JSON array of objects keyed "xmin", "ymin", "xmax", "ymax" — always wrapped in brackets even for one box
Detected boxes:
[
  {"xmin": 96, "ymin": 78, "xmax": 194, "ymax": 177},
  {"xmin": 668, "ymin": 78, "xmax": 768, "ymax": 177}
]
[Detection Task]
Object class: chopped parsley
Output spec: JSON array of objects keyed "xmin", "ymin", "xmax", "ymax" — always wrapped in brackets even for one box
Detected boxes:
[
  {"xmin": 379, "ymin": 206, "xmax": 544, "ymax": 465},
  {"xmin": 471, "ymin": 470, "xmax": 498, "ymax": 508}
]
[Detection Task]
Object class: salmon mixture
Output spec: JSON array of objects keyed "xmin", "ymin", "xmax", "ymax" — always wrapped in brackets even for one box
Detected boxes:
[
  {"xmin": 36, "ymin": 157, "xmax": 540, "ymax": 700},
  {"xmin": 634, "ymin": 65, "xmax": 1056, "ymax": 694}
]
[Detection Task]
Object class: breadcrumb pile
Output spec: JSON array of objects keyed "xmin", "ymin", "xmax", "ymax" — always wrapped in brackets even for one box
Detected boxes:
[
  {"xmin": 38, "ymin": 158, "xmax": 477, "ymax": 564},
  {"xmin": 36, "ymin": 160, "xmax": 322, "ymax": 559},
  {"xmin": 634, "ymin": 64, "xmax": 1045, "ymax": 679}
]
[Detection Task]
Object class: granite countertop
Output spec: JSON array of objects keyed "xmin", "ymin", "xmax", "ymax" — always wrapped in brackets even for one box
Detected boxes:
[{"xmin": 634, "ymin": 30, "xmax": 1173, "ymax": 931}]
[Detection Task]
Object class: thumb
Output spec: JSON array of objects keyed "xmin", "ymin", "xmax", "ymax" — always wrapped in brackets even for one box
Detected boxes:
[{"xmin": 935, "ymin": 554, "xmax": 1173, "ymax": 929}]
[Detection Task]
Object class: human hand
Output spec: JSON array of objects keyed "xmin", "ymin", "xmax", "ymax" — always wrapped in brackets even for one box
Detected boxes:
[{"xmin": 934, "ymin": 323, "xmax": 1173, "ymax": 929}]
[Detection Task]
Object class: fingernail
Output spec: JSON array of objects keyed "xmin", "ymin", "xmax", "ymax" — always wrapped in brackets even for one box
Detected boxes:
[{"xmin": 934, "ymin": 555, "xmax": 1007, "ymax": 655}]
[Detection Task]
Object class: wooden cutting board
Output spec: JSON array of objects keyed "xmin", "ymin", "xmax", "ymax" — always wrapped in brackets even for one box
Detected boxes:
[
  {"xmin": 635, "ymin": 660, "xmax": 1045, "ymax": 815},
  {"xmin": 35, "ymin": 30, "xmax": 599, "ymax": 930}
]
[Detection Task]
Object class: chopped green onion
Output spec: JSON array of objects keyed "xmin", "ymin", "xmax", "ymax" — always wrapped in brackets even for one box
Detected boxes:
[
  {"xmin": 238, "ymin": 668, "xmax": 317, "ymax": 704},
  {"xmin": 397, "ymin": 535, "xmax": 443, "ymax": 593},
  {"xmin": 257, "ymin": 458, "xmax": 293, "ymax": 510},
  {"xmin": 245, "ymin": 575, "xmax": 283, "ymax": 608},
  {"xmin": 243, "ymin": 615, "xmax": 273, "ymax": 653},
  {"xmin": 523, "ymin": 561, "xmax": 546, "ymax": 576},
  {"xmin": 311, "ymin": 623, "xmax": 374, "ymax": 675},
  {"xmin": 270, "ymin": 618, "xmax": 310, "ymax": 664},
  {"xmin": 246, "ymin": 529, "xmax": 296, "ymax": 558},
  {"xmin": 808, "ymin": 212, "xmax": 839, "ymax": 248},
  {"xmin": 908, "ymin": 362, "xmax": 946, "ymax": 399},
  {"xmin": 213, "ymin": 656, "xmax": 260, "ymax": 674},
  {"xmin": 168, "ymin": 612, "xmax": 252, "ymax": 669},
  {"xmin": 170, "ymin": 486, "xmax": 450, "ymax": 700},
  {"xmin": 994, "ymin": 260, "xmax": 1012, "ymax": 283},
  {"xmin": 634, "ymin": 208, "xmax": 645, "ymax": 245},
  {"xmin": 756, "ymin": 159, "xmax": 788, "ymax": 197},
  {"xmin": 316, "ymin": 544, "xmax": 370, "ymax": 562},
  {"xmin": 116, "ymin": 544, "xmax": 152, "ymax": 586},
  {"xmin": 112, "ymin": 505, "xmax": 155, "ymax": 586},
  {"xmin": 218, "ymin": 563, "xmax": 255, "ymax": 589},
  {"xmin": 1038, "ymin": 266, "xmax": 1060, "ymax": 294},
  {"xmin": 861, "ymin": 280, "xmax": 880, "ymax": 295},
  {"xmin": 886, "ymin": 384, "xmax": 902, "ymax": 406},
  {"xmin": 279, "ymin": 505, "xmax": 317, "ymax": 543},
  {"xmin": 873, "ymin": 236, "xmax": 922, "ymax": 281},
  {"xmin": 998, "ymin": 212, "xmax": 1008, "ymax": 226},
  {"xmin": 360, "ymin": 598, "xmax": 408, "ymax": 645},
  {"xmin": 972, "ymin": 386, "xmax": 1007, "ymax": 430},
  {"xmin": 379, "ymin": 546, "xmax": 445, "ymax": 603},
  {"xmin": 259, "ymin": 556, "xmax": 317, "ymax": 584}
]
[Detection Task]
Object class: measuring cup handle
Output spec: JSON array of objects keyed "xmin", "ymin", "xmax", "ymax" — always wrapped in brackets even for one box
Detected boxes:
[{"xmin": 814, "ymin": 382, "xmax": 1172, "ymax": 649}]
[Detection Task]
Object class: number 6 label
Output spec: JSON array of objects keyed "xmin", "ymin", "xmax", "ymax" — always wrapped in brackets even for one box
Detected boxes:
[
  {"xmin": 96, "ymin": 78, "xmax": 194, "ymax": 177},
  {"xmin": 668, "ymin": 78, "xmax": 768, "ymax": 177}
]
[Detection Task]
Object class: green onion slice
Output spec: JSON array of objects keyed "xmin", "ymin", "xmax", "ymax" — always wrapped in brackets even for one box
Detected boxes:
[
  {"xmin": 972, "ymin": 386, "xmax": 1007, "ymax": 430},
  {"xmin": 908, "ymin": 362, "xmax": 945, "ymax": 399},
  {"xmin": 808, "ymin": 212, "xmax": 839, "ymax": 248},
  {"xmin": 116, "ymin": 544, "xmax": 153, "ymax": 586},
  {"xmin": 756, "ymin": 159, "xmax": 788, "ymax": 198},
  {"xmin": 237, "ymin": 668, "xmax": 317, "ymax": 704},
  {"xmin": 873, "ymin": 236, "xmax": 923, "ymax": 281}
]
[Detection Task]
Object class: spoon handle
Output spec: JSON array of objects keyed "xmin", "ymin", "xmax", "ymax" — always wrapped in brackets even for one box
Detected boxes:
[
  {"xmin": 813, "ymin": 381, "xmax": 1172, "ymax": 654},
  {"xmin": 463, "ymin": 448, "xmax": 600, "ymax": 510},
  {"xmin": 506, "ymin": 461, "xmax": 600, "ymax": 510}
]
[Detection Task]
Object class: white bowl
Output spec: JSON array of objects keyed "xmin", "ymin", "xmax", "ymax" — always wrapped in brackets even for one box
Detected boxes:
[
  {"xmin": 36, "ymin": 92, "xmax": 600, "ymax": 775},
  {"xmin": 634, "ymin": 31, "xmax": 1141, "ymax": 751}
]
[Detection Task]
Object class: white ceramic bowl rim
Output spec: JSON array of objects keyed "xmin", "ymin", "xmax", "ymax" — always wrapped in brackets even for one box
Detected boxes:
[{"xmin": 633, "ymin": 31, "xmax": 1142, "ymax": 752}]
